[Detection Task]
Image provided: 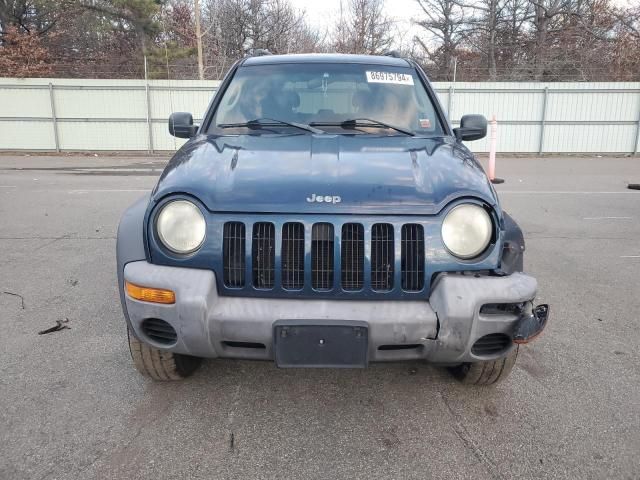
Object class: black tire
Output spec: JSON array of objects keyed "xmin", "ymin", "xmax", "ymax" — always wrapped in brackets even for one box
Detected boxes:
[
  {"xmin": 127, "ymin": 327, "xmax": 201, "ymax": 380},
  {"xmin": 449, "ymin": 346, "xmax": 518, "ymax": 386}
]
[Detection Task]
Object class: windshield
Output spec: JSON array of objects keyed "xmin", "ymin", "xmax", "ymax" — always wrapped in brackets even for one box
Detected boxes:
[{"xmin": 209, "ymin": 63, "xmax": 445, "ymax": 136}]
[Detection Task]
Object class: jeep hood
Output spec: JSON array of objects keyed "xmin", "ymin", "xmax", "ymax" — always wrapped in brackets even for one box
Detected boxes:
[{"xmin": 152, "ymin": 134, "xmax": 497, "ymax": 215}]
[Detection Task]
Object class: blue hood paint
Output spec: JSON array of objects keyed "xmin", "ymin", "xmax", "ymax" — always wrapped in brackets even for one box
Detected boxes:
[{"xmin": 152, "ymin": 134, "xmax": 497, "ymax": 215}]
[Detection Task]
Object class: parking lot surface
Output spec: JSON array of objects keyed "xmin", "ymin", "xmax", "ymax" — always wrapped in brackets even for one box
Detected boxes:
[{"xmin": 1, "ymin": 153, "xmax": 639, "ymax": 479}]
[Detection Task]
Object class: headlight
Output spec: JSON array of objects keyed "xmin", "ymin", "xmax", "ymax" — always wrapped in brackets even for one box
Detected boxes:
[
  {"xmin": 441, "ymin": 204, "xmax": 492, "ymax": 259},
  {"xmin": 156, "ymin": 200, "xmax": 206, "ymax": 254}
]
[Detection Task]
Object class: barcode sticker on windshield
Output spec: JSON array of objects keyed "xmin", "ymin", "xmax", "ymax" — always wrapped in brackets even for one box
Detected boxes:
[{"xmin": 366, "ymin": 71, "xmax": 414, "ymax": 85}]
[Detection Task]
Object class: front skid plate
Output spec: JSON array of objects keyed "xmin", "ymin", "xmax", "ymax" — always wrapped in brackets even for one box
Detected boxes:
[{"xmin": 273, "ymin": 320, "xmax": 369, "ymax": 368}]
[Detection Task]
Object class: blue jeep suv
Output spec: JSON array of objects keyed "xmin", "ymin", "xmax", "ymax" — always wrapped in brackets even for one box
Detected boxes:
[{"xmin": 117, "ymin": 53, "xmax": 548, "ymax": 384}]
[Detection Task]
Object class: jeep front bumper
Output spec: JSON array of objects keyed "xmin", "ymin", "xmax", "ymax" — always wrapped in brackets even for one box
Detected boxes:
[{"xmin": 122, "ymin": 261, "xmax": 539, "ymax": 365}]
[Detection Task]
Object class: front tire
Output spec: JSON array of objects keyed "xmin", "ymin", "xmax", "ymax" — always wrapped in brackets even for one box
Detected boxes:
[
  {"xmin": 449, "ymin": 346, "xmax": 518, "ymax": 386},
  {"xmin": 127, "ymin": 328, "xmax": 201, "ymax": 380}
]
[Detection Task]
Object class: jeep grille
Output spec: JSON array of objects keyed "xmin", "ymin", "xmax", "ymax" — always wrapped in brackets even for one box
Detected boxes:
[
  {"xmin": 281, "ymin": 222, "xmax": 305, "ymax": 290},
  {"xmin": 252, "ymin": 222, "xmax": 275, "ymax": 289},
  {"xmin": 221, "ymin": 221, "xmax": 426, "ymax": 294},
  {"xmin": 371, "ymin": 223, "xmax": 394, "ymax": 291},
  {"xmin": 311, "ymin": 223, "xmax": 334, "ymax": 290},
  {"xmin": 401, "ymin": 224, "xmax": 425, "ymax": 291},
  {"xmin": 341, "ymin": 223, "xmax": 364, "ymax": 291},
  {"xmin": 223, "ymin": 222, "xmax": 245, "ymax": 287}
]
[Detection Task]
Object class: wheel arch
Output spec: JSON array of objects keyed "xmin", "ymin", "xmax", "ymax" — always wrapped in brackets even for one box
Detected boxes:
[{"xmin": 116, "ymin": 194, "xmax": 150, "ymax": 327}]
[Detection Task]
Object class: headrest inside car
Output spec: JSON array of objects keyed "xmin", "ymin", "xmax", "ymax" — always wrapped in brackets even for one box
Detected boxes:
[{"xmin": 284, "ymin": 91, "xmax": 300, "ymax": 109}]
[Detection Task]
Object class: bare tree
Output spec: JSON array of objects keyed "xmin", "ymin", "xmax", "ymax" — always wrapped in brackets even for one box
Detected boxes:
[
  {"xmin": 200, "ymin": 0, "xmax": 317, "ymax": 77},
  {"xmin": 288, "ymin": 18, "xmax": 326, "ymax": 53},
  {"xmin": 451, "ymin": 0, "xmax": 509, "ymax": 80},
  {"xmin": 333, "ymin": 0, "xmax": 393, "ymax": 54},
  {"xmin": 413, "ymin": 0, "xmax": 639, "ymax": 81},
  {"xmin": 498, "ymin": 0, "xmax": 530, "ymax": 77},
  {"xmin": 617, "ymin": 2, "xmax": 639, "ymax": 39},
  {"xmin": 250, "ymin": 0, "xmax": 306, "ymax": 53},
  {"xmin": 525, "ymin": 0, "xmax": 578, "ymax": 79},
  {"xmin": 2, "ymin": 0, "xmax": 640, "ymax": 80},
  {"xmin": 0, "ymin": 0, "xmax": 77, "ymax": 35},
  {"xmin": 414, "ymin": 0, "xmax": 469, "ymax": 79}
]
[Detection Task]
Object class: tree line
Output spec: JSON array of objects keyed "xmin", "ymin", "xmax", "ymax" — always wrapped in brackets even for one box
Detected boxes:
[{"xmin": 0, "ymin": 0, "xmax": 638, "ymax": 80}]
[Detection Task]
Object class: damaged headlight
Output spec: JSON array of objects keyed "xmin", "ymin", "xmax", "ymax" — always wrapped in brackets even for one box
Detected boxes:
[
  {"xmin": 156, "ymin": 200, "xmax": 206, "ymax": 254},
  {"xmin": 441, "ymin": 204, "xmax": 492, "ymax": 259}
]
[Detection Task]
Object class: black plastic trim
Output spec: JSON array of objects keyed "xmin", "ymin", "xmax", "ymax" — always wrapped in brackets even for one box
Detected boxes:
[{"xmin": 500, "ymin": 212, "xmax": 525, "ymax": 274}]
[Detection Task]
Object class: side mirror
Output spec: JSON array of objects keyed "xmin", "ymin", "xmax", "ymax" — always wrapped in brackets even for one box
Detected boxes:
[
  {"xmin": 169, "ymin": 112, "xmax": 198, "ymax": 138},
  {"xmin": 453, "ymin": 114, "xmax": 487, "ymax": 142}
]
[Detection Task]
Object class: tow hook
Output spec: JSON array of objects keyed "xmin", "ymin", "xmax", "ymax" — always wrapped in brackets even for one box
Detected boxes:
[{"xmin": 513, "ymin": 304, "xmax": 549, "ymax": 344}]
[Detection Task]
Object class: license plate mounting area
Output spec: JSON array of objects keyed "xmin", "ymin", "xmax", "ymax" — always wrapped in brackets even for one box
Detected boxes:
[{"xmin": 273, "ymin": 320, "xmax": 369, "ymax": 368}]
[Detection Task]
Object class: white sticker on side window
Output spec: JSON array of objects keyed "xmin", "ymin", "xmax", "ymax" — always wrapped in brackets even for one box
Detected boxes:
[{"xmin": 365, "ymin": 71, "xmax": 414, "ymax": 85}]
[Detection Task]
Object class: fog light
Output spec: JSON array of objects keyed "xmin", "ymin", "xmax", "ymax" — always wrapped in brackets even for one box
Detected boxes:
[{"xmin": 125, "ymin": 281, "xmax": 175, "ymax": 304}]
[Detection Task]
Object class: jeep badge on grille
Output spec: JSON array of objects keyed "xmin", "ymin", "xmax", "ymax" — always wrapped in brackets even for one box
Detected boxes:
[{"xmin": 306, "ymin": 193, "xmax": 342, "ymax": 204}]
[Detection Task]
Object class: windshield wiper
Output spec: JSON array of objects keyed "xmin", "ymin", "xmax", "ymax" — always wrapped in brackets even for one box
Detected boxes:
[
  {"xmin": 218, "ymin": 117, "xmax": 324, "ymax": 134},
  {"xmin": 310, "ymin": 118, "xmax": 415, "ymax": 136}
]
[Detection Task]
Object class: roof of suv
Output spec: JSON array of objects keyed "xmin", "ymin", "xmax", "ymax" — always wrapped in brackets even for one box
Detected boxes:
[{"xmin": 242, "ymin": 53, "xmax": 412, "ymax": 68}]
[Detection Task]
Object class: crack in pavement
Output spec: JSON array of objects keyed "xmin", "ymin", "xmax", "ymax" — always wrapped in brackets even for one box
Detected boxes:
[
  {"xmin": 226, "ymin": 367, "xmax": 244, "ymax": 454},
  {"xmin": 437, "ymin": 392, "xmax": 505, "ymax": 480},
  {"xmin": 2, "ymin": 291, "xmax": 25, "ymax": 309}
]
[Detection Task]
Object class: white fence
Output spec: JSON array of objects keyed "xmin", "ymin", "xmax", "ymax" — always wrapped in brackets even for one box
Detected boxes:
[{"xmin": 1, "ymin": 78, "xmax": 639, "ymax": 154}]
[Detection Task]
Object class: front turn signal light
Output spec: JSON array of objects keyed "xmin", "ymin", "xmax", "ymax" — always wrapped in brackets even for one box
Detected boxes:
[{"xmin": 125, "ymin": 281, "xmax": 175, "ymax": 304}]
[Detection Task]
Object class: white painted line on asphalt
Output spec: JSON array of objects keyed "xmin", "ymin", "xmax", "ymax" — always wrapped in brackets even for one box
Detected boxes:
[
  {"xmin": 0, "ymin": 185, "xmax": 17, "ymax": 188},
  {"xmin": 583, "ymin": 216, "xmax": 633, "ymax": 220},
  {"xmin": 498, "ymin": 191, "xmax": 637, "ymax": 194},
  {"xmin": 73, "ymin": 168, "xmax": 161, "ymax": 172},
  {"xmin": 68, "ymin": 189, "xmax": 149, "ymax": 194},
  {"xmin": 620, "ymin": 255, "xmax": 640, "ymax": 258}
]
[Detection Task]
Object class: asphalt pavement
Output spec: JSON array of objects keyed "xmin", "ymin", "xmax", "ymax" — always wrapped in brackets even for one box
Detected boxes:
[{"xmin": 1, "ymin": 153, "xmax": 639, "ymax": 479}]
